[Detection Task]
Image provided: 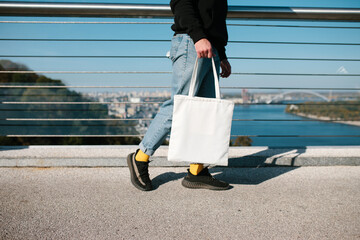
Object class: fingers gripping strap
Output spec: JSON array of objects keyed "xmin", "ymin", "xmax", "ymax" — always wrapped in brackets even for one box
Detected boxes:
[{"xmin": 188, "ymin": 57, "xmax": 221, "ymax": 99}]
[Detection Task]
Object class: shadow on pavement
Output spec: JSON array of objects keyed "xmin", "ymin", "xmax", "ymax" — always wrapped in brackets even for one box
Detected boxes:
[
  {"xmin": 152, "ymin": 167, "xmax": 298, "ymax": 188},
  {"xmin": 152, "ymin": 171, "xmax": 187, "ymax": 190},
  {"xmin": 153, "ymin": 147, "xmax": 306, "ymax": 188},
  {"xmin": 210, "ymin": 167, "xmax": 298, "ymax": 185},
  {"xmin": 228, "ymin": 147, "xmax": 307, "ymax": 167},
  {"xmin": 213, "ymin": 147, "xmax": 305, "ymax": 185}
]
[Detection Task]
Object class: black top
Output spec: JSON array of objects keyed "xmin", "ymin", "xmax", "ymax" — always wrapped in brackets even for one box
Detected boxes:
[{"xmin": 170, "ymin": 0, "xmax": 228, "ymax": 60}]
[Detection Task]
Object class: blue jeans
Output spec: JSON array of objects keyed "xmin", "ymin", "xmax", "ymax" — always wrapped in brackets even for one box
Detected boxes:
[{"xmin": 139, "ymin": 34, "xmax": 221, "ymax": 156}]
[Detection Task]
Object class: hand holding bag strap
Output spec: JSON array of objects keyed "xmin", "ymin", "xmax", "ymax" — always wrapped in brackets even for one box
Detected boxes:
[{"xmin": 188, "ymin": 57, "xmax": 221, "ymax": 99}]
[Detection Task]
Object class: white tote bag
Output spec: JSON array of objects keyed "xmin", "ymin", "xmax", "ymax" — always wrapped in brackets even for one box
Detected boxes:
[{"xmin": 168, "ymin": 57, "xmax": 234, "ymax": 166}]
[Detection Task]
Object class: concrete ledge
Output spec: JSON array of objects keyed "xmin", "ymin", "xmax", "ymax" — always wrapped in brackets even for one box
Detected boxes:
[{"xmin": 0, "ymin": 145, "xmax": 359, "ymax": 167}]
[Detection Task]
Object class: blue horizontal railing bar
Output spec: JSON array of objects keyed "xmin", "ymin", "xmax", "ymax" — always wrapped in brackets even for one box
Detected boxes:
[
  {"xmin": 1, "ymin": 55, "xmax": 360, "ymax": 62},
  {"xmin": 1, "ymin": 39, "xmax": 360, "ymax": 45},
  {"xmin": 2, "ymin": 102, "xmax": 359, "ymax": 106},
  {"xmin": 230, "ymin": 40, "xmax": 360, "ymax": 45},
  {"xmin": 1, "ymin": 86, "xmax": 359, "ymax": 90},
  {"xmin": 0, "ymin": 86, "xmax": 171, "ymax": 88},
  {"xmin": 1, "ymin": 109, "xmax": 109, "ymax": 111},
  {"xmin": 227, "ymin": 23, "xmax": 360, "ymax": 29},
  {"xmin": 0, "ymin": 20, "xmax": 174, "ymax": 24},
  {"xmin": 1, "ymin": 119, "xmax": 359, "ymax": 123},
  {"xmin": 3, "ymin": 134, "xmax": 360, "ymax": 138},
  {"xmin": 1, "ymin": 70, "xmax": 359, "ymax": 76},
  {"xmin": 1, "ymin": 21, "xmax": 360, "ymax": 29},
  {"xmin": 1, "ymin": 2, "xmax": 360, "ymax": 21}
]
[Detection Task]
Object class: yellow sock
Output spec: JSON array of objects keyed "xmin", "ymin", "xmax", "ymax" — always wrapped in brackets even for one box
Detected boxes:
[
  {"xmin": 135, "ymin": 149, "xmax": 150, "ymax": 162},
  {"xmin": 189, "ymin": 164, "xmax": 204, "ymax": 175}
]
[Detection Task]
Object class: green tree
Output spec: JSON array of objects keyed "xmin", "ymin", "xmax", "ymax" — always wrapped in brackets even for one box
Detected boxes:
[{"xmin": 0, "ymin": 60, "xmax": 140, "ymax": 145}]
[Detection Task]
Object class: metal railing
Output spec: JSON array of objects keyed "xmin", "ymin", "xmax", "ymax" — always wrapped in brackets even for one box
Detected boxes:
[
  {"xmin": 1, "ymin": 3, "xmax": 360, "ymax": 145},
  {"xmin": 1, "ymin": 2, "xmax": 360, "ymax": 21}
]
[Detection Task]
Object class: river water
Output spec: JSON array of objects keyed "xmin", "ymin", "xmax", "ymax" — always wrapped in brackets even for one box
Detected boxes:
[{"xmin": 231, "ymin": 104, "xmax": 360, "ymax": 146}]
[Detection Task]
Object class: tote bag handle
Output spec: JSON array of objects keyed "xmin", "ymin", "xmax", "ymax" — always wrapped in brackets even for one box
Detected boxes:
[{"xmin": 188, "ymin": 57, "xmax": 221, "ymax": 99}]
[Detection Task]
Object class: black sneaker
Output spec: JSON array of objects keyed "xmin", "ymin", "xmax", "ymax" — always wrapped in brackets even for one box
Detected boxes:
[
  {"xmin": 182, "ymin": 167, "xmax": 230, "ymax": 190},
  {"xmin": 127, "ymin": 149, "xmax": 153, "ymax": 191}
]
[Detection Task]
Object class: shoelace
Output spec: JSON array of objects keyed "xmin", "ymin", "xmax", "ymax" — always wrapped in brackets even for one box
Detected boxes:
[
  {"xmin": 199, "ymin": 169, "xmax": 216, "ymax": 181},
  {"xmin": 138, "ymin": 162, "xmax": 151, "ymax": 183},
  {"xmin": 203, "ymin": 169, "xmax": 217, "ymax": 181}
]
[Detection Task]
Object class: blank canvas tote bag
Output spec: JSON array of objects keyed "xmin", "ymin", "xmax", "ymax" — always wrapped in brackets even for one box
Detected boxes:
[{"xmin": 168, "ymin": 57, "xmax": 234, "ymax": 166}]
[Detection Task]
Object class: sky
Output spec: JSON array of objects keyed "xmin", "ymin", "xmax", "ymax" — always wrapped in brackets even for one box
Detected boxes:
[{"xmin": 0, "ymin": 0, "xmax": 360, "ymax": 94}]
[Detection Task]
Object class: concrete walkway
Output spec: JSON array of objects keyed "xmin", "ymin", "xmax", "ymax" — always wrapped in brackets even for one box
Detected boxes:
[{"xmin": 1, "ymin": 166, "xmax": 359, "ymax": 239}]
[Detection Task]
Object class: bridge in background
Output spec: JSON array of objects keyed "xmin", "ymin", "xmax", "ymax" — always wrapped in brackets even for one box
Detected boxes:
[{"xmin": 266, "ymin": 90, "xmax": 331, "ymax": 104}]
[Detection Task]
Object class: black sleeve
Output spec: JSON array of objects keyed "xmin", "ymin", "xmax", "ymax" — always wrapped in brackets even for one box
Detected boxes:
[
  {"xmin": 218, "ymin": 45, "xmax": 227, "ymax": 61},
  {"xmin": 170, "ymin": 0, "xmax": 207, "ymax": 44}
]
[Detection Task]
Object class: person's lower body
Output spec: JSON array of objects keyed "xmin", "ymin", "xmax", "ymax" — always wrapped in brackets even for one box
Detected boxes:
[{"xmin": 127, "ymin": 34, "xmax": 229, "ymax": 191}]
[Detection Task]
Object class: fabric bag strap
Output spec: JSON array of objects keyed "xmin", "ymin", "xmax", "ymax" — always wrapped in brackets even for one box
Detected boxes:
[{"xmin": 188, "ymin": 57, "xmax": 221, "ymax": 99}]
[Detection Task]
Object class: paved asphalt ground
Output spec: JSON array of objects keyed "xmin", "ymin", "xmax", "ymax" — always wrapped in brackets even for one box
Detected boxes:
[{"xmin": 1, "ymin": 166, "xmax": 359, "ymax": 240}]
